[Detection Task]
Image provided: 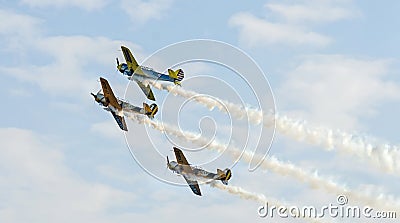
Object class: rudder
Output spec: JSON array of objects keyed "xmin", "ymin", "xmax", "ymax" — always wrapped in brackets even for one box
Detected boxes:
[
  {"xmin": 168, "ymin": 69, "xmax": 184, "ymax": 85},
  {"xmin": 143, "ymin": 103, "xmax": 158, "ymax": 119}
]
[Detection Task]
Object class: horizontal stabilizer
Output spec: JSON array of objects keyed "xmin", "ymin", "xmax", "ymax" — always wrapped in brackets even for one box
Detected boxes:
[
  {"xmin": 143, "ymin": 103, "xmax": 158, "ymax": 118},
  {"xmin": 217, "ymin": 168, "xmax": 232, "ymax": 185},
  {"xmin": 168, "ymin": 69, "xmax": 184, "ymax": 85}
]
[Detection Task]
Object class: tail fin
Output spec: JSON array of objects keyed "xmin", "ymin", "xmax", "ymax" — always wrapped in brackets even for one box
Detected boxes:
[
  {"xmin": 217, "ymin": 168, "xmax": 232, "ymax": 185},
  {"xmin": 143, "ymin": 103, "xmax": 158, "ymax": 119},
  {"xmin": 168, "ymin": 69, "xmax": 184, "ymax": 85}
]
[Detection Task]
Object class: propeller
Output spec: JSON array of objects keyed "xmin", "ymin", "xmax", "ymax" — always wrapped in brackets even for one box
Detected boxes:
[
  {"xmin": 163, "ymin": 156, "xmax": 170, "ymax": 176},
  {"xmin": 116, "ymin": 57, "xmax": 120, "ymax": 66},
  {"xmin": 91, "ymin": 90, "xmax": 102, "ymax": 103},
  {"xmin": 90, "ymin": 92, "xmax": 97, "ymax": 106}
]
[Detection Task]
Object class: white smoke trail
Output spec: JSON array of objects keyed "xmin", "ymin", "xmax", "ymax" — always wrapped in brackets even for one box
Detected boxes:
[
  {"xmin": 148, "ymin": 81, "xmax": 400, "ymax": 175},
  {"xmin": 126, "ymin": 113, "xmax": 400, "ymax": 212},
  {"xmin": 209, "ymin": 182, "xmax": 325, "ymax": 223},
  {"xmin": 208, "ymin": 181, "xmax": 280, "ymax": 205}
]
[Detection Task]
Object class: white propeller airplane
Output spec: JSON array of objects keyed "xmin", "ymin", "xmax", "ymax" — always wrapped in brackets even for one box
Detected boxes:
[
  {"xmin": 91, "ymin": 77, "xmax": 158, "ymax": 131},
  {"xmin": 167, "ymin": 147, "xmax": 232, "ymax": 196}
]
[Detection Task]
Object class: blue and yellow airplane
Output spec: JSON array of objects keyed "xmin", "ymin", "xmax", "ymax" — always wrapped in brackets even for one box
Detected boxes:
[{"xmin": 116, "ymin": 46, "xmax": 184, "ymax": 101}]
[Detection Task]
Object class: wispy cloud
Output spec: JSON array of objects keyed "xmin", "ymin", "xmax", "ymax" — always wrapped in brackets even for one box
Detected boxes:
[
  {"xmin": 0, "ymin": 36, "xmax": 118, "ymax": 97},
  {"xmin": 0, "ymin": 128, "xmax": 136, "ymax": 222},
  {"xmin": 120, "ymin": 0, "xmax": 174, "ymax": 24},
  {"xmin": 0, "ymin": 9, "xmax": 141, "ymax": 98},
  {"xmin": 0, "ymin": 9, "xmax": 42, "ymax": 36},
  {"xmin": 20, "ymin": 0, "xmax": 109, "ymax": 11},
  {"xmin": 229, "ymin": 0, "xmax": 359, "ymax": 47},
  {"xmin": 90, "ymin": 120, "xmax": 125, "ymax": 139},
  {"xmin": 230, "ymin": 12, "xmax": 331, "ymax": 47},
  {"xmin": 265, "ymin": 0, "xmax": 359, "ymax": 24},
  {"xmin": 278, "ymin": 55, "xmax": 399, "ymax": 130}
]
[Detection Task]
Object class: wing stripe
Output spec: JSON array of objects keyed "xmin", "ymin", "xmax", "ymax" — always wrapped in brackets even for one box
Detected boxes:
[
  {"xmin": 183, "ymin": 175, "xmax": 201, "ymax": 196},
  {"xmin": 121, "ymin": 46, "xmax": 145, "ymax": 76},
  {"xmin": 173, "ymin": 147, "xmax": 189, "ymax": 165},
  {"xmin": 100, "ymin": 77, "xmax": 122, "ymax": 110},
  {"xmin": 111, "ymin": 111, "xmax": 128, "ymax": 131},
  {"xmin": 122, "ymin": 46, "xmax": 133, "ymax": 64}
]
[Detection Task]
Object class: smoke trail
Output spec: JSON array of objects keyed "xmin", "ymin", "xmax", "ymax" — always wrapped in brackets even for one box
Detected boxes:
[
  {"xmin": 209, "ymin": 182, "xmax": 325, "ymax": 223},
  {"xmin": 208, "ymin": 181, "xmax": 279, "ymax": 205},
  {"xmin": 148, "ymin": 81, "xmax": 400, "ymax": 175},
  {"xmin": 126, "ymin": 113, "xmax": 400, "ymax": 212}
]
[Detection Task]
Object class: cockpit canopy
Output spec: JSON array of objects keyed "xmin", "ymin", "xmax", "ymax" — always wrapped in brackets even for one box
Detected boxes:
[{"xmin": 118, "ymin": 63, "xmax": 129, "ymax": 73}]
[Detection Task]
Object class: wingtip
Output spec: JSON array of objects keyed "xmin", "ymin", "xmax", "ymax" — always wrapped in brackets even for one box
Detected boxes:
[{"xmin": 148, "ymin": 95, "xmax": 156, "ymax": 101}]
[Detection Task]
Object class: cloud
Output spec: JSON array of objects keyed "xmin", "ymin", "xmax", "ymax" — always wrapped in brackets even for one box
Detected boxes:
[
  {"xmin": 265, "ymin": 0, "xmax": 359, "ymax": 24},
  {"xmin": 0, "ymin": 128, "xmax": 136, "ymax": 222},
  {"xmin": 20, "ymin": 0, "xmax": 109, "ymax": 11},
  {"xmin": 277, "ymin": 55, "xmax": 400, "ymax": 130},
  {"xmin": 0, "ymin": 10, "xmax": 142, "ymax": 99},
  {"xmin": 0, "ymin": 36, "xmax": 118, "ymax": 97},
  {"xmin": 90, "ymin": 120, "xmax": 125, "ymax": 139},
  {"xmin": 0, "ymin": 9, "xmax": 42, "ymax": 37},
  {"xmin": 229, "ymin": 12, "xmax": 331, "ymax": 47},
  {"xmin": 120, "ymin": 0, "xmax": 174, "ymax": 24},
  {"xmin": 0, "ymin": 9, "xmax": 42, "ymax": 52},
  {"xmin": 229, "ymin": 0, "xmax": 359, "ymax": 47}
]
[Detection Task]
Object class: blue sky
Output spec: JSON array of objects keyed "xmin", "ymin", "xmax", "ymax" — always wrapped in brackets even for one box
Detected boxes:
[{"xmin": 1, "ymin": 0, "xmax": 400, "ymax": 222}]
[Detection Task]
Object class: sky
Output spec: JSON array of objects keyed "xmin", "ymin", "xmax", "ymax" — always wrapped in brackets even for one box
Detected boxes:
[{"xmin": 1, "ymin": 0, "xmax": 400, "ymax": 222}]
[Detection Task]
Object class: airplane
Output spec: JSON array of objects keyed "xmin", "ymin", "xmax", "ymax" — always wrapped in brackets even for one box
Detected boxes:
[
  {"xmin": 116, "ymin": 45, "xmax": 184, "ymax": 101},
  {"xmin": 167, "ymin": 147, "xmax": 232, "ymax": 196},
  {"xmin": 91, "ymin": 77, "xmax": 158, "ymax": 131}
]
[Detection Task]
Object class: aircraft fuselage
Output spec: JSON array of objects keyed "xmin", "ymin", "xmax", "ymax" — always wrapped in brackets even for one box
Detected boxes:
[
  {"xmin": 168, "ymin": 161, "xmax": 221, "ymax": 181},
  {"xmin": 92, "ymin": 92, "xmax": 144, "ymax": 115},
  {"xmin": 119, "ymin": 63, "xmax": 175, "ymax": 83}
]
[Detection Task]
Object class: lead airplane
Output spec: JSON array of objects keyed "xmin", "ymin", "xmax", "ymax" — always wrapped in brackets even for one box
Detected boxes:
[
  {"xmin": 116, "ymin": 45, "xmax": 184, "ymax": 101},
  {"xmin": 91, "ymin": 77, "xmax": 158, "ymax": 131},
  {"xmin": 167, "ymin": 147, "xmax": 232, "ymax": 196}
]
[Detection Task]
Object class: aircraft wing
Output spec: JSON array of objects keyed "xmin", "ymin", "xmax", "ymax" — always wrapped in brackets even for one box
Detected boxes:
[
  {"xmin": 182, "ymin": 174, "xmax": 202, "ymax": 196},
  {"xmin": 121, "ymin": 46, "xmax": 146, "ymax": 76},
  {"xmin": 173, "ymin": 147, "xmax": 202, "ymax": 196},
  {"xmin": 173, "ymin": 147, "xmax": 194, "ymax": 174},
  {"xmin": 174, "ymin": 147, "xmax": 190, "ymax": 166},
  {"xmin": 100, "ymin": 77, "xmax": 122, "ymax": 111},
  {"xmin": 111, "ymin": 111, "xmax": 128, "ymax": 131},
  {"xmin": 135, "ymin": 80, "xmax": 155, "ymax": 101}
]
